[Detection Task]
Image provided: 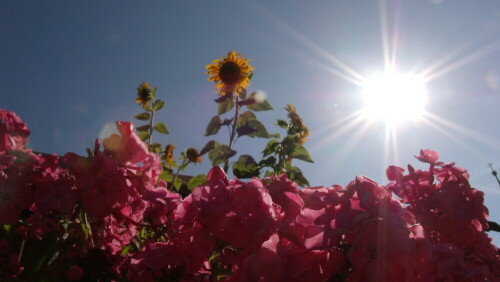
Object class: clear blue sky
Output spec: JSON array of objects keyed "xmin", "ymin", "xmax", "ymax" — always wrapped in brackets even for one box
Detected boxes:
[{"xmin": 2, "ymin": 1, "xmax": 500, "ymax": 242}]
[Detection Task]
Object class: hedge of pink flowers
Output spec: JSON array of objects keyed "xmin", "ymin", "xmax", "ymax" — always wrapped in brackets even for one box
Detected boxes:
[{"xmin": 1, "ymin": 108, "xmax": 499, "ymax": 281}]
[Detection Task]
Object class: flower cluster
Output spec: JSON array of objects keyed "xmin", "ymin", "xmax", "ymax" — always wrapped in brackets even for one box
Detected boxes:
[{"xmin": 0, "ymin": 109, "xmax": 499, "ymax": 281}]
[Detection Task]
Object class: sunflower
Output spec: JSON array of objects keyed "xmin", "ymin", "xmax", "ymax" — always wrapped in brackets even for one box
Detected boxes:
[
  {"xmin": 285, "ymin": 104, "xmax": 304, "ymax": 128},
  {"xmin": 186, "ymin": 148, "xmax": 203, "ymax": 164},
  {"xmin": 206, "ymin": 51, "xmax": 254, "ymax": 96},
  {"xmin": 164, "ymin": 144, "xmax": 176, "ymax": 163},
  {"xmin": 136, "ymin": 82, "xmax": 152, "ymax": 107}
]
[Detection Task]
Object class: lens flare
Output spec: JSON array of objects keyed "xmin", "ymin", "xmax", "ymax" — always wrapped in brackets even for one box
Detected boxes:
[{"xmin": 362, "ymin": 72, "xmax": 427, "ymax": 125}]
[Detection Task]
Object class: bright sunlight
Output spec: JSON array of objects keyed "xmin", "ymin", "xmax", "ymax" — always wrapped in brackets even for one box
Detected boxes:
[{"xmin": 362, "ymin": 72, "xmax": 427, "ymax": 125}]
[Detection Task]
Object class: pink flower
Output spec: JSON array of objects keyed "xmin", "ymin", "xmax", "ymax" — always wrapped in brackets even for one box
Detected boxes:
[
  {"xmin": 67, "ymin": 265, "xmax": 84, "ymax": 281},
  {"xmin": 415, "ymin": 149, "xmax": 439, "ymax": 164},
  {"xmin": 103, "ymin": 121, "xmax": 150, "ymax": 164},
  {"xmin": 143, "ymin": 186, "xmax": 181, "ymax": 226},
  {"xmin": 0, "ymin": 174, "xmax": 34, "ymax": 224},
  {"xmin": 0, "ymin": 109, "xmax": 30, "ymax": 151}
]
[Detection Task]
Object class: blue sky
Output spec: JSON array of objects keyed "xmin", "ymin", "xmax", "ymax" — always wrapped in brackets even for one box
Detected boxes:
[{"xmin": 2, "ymin": 1, "xmax": 500, "ymax": 242}]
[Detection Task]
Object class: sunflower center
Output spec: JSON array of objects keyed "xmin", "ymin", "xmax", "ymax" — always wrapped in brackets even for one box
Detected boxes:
[{"xmin": 219, "ymin": 61, "xmax": 241, "ymax": 85}]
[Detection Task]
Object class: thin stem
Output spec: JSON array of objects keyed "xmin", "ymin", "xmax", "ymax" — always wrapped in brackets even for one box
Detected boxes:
[
  {"xmin": 148, "ymin": 99, "xmax": 156, "ymax": 145},
  {"xmin": 171, "ymin": 159, "xmax": 189, "ymax": 191},
  {"xmin": 224, "ymin": 95, "xmax": 240, "ymax": 172},
  {"xmin": 18, "ymin": 239, "xmax": 25, "ymax": 263}
]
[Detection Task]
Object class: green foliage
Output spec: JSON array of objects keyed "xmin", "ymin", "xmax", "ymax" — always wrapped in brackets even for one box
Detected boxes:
[
  {"xmin": 246, "ymin": 92, "xmax": 273, "ymax": 111},
  {"xmin": 188, "ymin": 174, "xmax": 208, "ymax": 190},
  {"xmin": 205, "ymin": 116, "xmax": 222, "ymax": 136},
  {"xmin": 233, "ymin": 155, "xmax": 260, "ymax": 178},
  {"xmin": 153, "ymin": 122, "xmax": 169, "ymax": 134},
  {"xmin": 218, "ymin": 98, "xmax": 234, "ymax": 115}
]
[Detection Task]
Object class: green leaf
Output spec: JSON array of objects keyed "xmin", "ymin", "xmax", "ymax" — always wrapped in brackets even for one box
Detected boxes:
[
  {"xmin": 208, "ymin": 144, "xmax": 236, "ymax": 165},
  {"xmin": 134, "ymin": 112, "xmax": 150, "ymax": 121},
  {"xmin": 2, "ymin": 224, "xmax": 11, "ymax": 234},
  {"xmin": 138, "ymin": 131, "xmax": 150, "ymax": 141},
  {"xmin": 159, "ymin": 170, "xmax": 173, "ymax": 182},
  {"xmin": 200, "ymin": 140, "xmax": 219, "ymax": 155},
  {"xmin": 233, "ymin": 155, "xmax": 260, "ymax": 178},
  {"xmin": 153, "ymin": 100, "xmax": 165, "ymax": 111},
  {"xmin": 276, "ymin": 119, "xmax": 288, "ymax": 129},
  {"xmin": 153, "ymin": 122, "xmax": 169, "ymax": 134},
  {"xmin": 173, "ymin": 178, "xmax": 183, "ymax": 191},
  {"xmin": 151, "ymin": 142, "xmax": 162, "ymax": 154},
  {"xmin": 136, "ymin": 125, "xmax": 151, "ymax": 132},
  {"xmin": 218, "ymin": 98, "xmax": 234, "ymax": 115},
  {"xmin": 150, "ymin": 87, "xmax": 158, "ymax": 100},
  {"xmin": 259, "ymin": 156, "xmax": 277, "ymax": 167},
  {"xmin": 239, "ymin": 88, "xmax": 247, "ymax": 100},
  {"xmin": 285, "ymin": 164, "xmax": 310, "ymax": 186},
  {"xmin": 179, "ymin": 161, "xmax": 189, "ymax": 171},
  {"xmin": 263, "ymin": 139, "xmax": 280, "ymax": 156},
  {"xmin": 292, "ymin": 145, "xmax": 314, "ymax": 163},
  {"xmin": 205, "ymin": 116, "xmax": 222, "ymax": 136},
  {"xmin": 236, "ymin": 111, "xmax": 257, "ymax": 128},
  {"xmin": 246, "ymin": 92, "xmax": 273, "ymax": 111},
  {"xmin": 289, "ymin": 172, "xmax": 310, "ymax": 187},
  {"xmin": 187, "ymin": 174, "xmax": 208, "ymax": 190},
  {"xmin": 247, "ymin": 119, "xmax": 271, "ymax": 138},
  {"xmin": 120, "ymin": 245, "xmax": 134, "ymax": 256},
  {"xmin": 264, "ymin": 170, "xmax": 274, "ymax": 177}
]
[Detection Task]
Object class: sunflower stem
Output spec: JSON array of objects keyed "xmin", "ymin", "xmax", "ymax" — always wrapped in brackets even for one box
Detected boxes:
[
  {"xmin": 148, "ymin": 99, "xmax": 155, "ymax": 146},
  {"xmin": 224, "ymin": 94, "xmax": 239, "ymax": 173}
]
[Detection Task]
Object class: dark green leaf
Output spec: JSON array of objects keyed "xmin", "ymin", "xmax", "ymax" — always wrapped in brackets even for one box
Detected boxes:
[
  {"xmin": 153, "ymin": 122, "xmax": 169, "ymax": 134},
  {"xmin": 136, "ymin": 125, "xmax": 151, "ymax": 132},
  {"xmin": 289, "ymin": 172, "xmax": 310, "ymax": 187},
  {"xmin": 138, "ymin": 131, "xmax": 150, "ymax": 141},
  {"xmin": 215, "ymin": 92, "xmax": 233, "ymax": 103},
  {"xmin": 247, "ymin": 92, "xmax": 273, "ymax": 111},
  {"xmin": 259, "ymin": 156, "xmax": 277, "ymax": 167},
  {"xmin": 134, "ymin": 112, "xmax": 150, "ymax": 121},
  {"xmin": 285, "ymin": 164, "xmax": 310, "ymax": 186},
  {"xmin": 208, "ymin": 144, "xmax": 236, "ymax": 165},
  {"xmin": 233, "ymin": 155, "xmax": 260, "ymax": 178},
  {"xmin": 179, "ymin": 161, "xmax": 189, "ymax": 171},
  {"xmin": 153, "ymin": 100, "xmax": 165, "ymax": 111},
  {"xmin": 205, "ymin": 116, "xmax": 222, "ymax": 136},
  {"xmin": 187, "ymin": 174, "xmax": 208, "ymax": 190},
  {"xmin": 262, "ymin": 139, "xmax": 280, "ymax": 156},
  {"xmin": 239, "ymin": 88, "xmax": 247, "ymax": 100},
  {"xmin": 292, "ymin": 145, "xmax": 314, "ymax": 163},
  {"xmin": 218, "ymin": 98, "xmax": 234, "ymax": 115},
  {"xmin": 236, "ymin": 111, "xmax": 257, "ymax": 128},
  {"xmin": 200, "ymin": 140, "xmax": 219, "ymax": 155},
  {"xmin": 236, "ymin": 124, "xmax": 256, "ymax": 137},
  {"xmin": 247, "ymin": 119, "xmax": 270, "ymax": 138},
  {"xmin": 276, "ymin": 119, "xmax": 288, "ymax": 129}
]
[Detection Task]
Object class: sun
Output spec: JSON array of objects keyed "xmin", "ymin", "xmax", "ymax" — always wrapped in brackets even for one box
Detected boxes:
[{"xmin": 362, "ymin": 72, "xmax": 427, "ymax": 125}]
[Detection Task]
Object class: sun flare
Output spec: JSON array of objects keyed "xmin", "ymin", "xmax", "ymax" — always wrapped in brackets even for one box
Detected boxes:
[{"xmin": 362, "ymin": 72, "xmax": 427, "ymax": 125}]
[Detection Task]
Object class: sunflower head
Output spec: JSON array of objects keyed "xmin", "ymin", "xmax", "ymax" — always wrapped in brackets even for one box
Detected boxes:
[
  {"xmin": 186, "ymin": 148, "xmax": 203, "ymax": 164},
  {"xmin": 285, "ymin": 104, "xmax": 304, "ymax": 128},
  {"xmin": 136, "ymin": 82, "xmax": 152, "ymax": 107},
  {"xmin": 206, "ymin": 51, "xmax": 254, "ymax": 96},
  {"xmin": 164, "ymin": 144, "xmax": 176, "ymax": 163}
]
